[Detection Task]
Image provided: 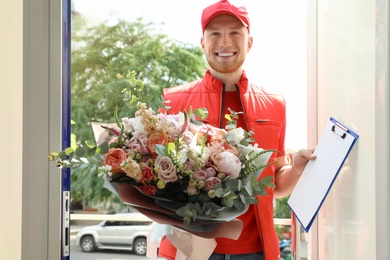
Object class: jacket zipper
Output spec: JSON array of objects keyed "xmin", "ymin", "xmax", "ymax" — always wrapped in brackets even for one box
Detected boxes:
[
  {"xmin": 235, "ymin": 84, "xmax": 266, "ymax": 257},
  {"xmin": 235, "ymin": 84, "xmax": 249, "ymax": 131},
  {"xmin": 219, "ymin": 84, "xmax": 225, "ymax": 129}
]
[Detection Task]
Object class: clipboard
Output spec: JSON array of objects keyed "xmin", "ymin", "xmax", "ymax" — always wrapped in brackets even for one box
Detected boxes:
[{"xmin": 287, "ymin": 117, "xmax": 359, "ymax": 232}]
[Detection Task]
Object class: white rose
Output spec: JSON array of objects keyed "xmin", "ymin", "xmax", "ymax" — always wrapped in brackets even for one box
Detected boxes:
[
  {"xmin": 238, "ymin": 144, "xmax": 271, "ymax": 167},
  {"xmin": 124, "ymin": 117, "xmax": 146, "ymax": 136},
  {"xmin": 227, "ymin": 127, "xmax": 246, "ymax": 145}
]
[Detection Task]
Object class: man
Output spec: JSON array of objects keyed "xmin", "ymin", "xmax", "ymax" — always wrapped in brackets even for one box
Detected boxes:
[{"xmin": 158, "ymin": 0, "xmax": 316, "ymax": 259}]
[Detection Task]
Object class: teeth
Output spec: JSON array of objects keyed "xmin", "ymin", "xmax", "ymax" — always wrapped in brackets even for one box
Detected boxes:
[{"xmin": 218, "ymin": 53, "xmax": 234, "ymax": 57}]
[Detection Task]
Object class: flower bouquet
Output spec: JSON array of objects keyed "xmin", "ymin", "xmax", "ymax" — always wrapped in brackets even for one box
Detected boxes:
[
  {"xmin": 51, "ymin": 102, "xmax": 275, "ymax": 229},
  {"xmin": 48, "ymin": 72, "xmax": 276, "ymax": 258}
]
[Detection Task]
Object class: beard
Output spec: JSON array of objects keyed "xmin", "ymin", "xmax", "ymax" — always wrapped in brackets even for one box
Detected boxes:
[{"xmin": 207, "ymin": 55, "xmax": 246, "ymax": 74}]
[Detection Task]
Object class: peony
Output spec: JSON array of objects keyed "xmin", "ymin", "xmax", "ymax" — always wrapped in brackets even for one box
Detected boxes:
[
  {"xmin": 159, "ymin": 113, "xmax": 185, "ymax": 138},
  {"xmin": 122, "ymin": 116, "xmax": 146, "ymax": 136},
  {"xmin": 148, "ymin": 130, "xmax": 169, "ymax": 156},
  {"xmin": 104, "ymin": 148, "xmax": 128, "ymax": 173},
  {"xmin": 155, "ymin": 156, "xmax": 178, "ymax": 183},
  {"xmin": 121, "ymin": 117, "xmax": 135, "ymax": 133},
  {"xmin": 213, "ymin": 151, "xmax": 241, "ymax": 179}
]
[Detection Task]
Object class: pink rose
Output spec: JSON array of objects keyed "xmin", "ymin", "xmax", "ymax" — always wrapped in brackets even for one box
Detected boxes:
[
  {"xmin": 155, "ymin": 156, "xmax": 178, "ymax": 183},
  {"xmin": 181, "ymin": 130, "xmax": 195, "ymax": 145},
  {"xmin": 127, "ymin": 142, "xmax": 141, "ymax": 153},
  {"xmin": 204, "ymin": 166, "xmax": 217, "ymax": 177},
  {"xmin": 198, "ymin": 124, "xmax": 227, "ymax": 142},
  {"xmin": 126, "ymin": 136, "xmax": 148, "ymax": 155},
  {"xmin": 188, "ymin": 178, "xmax": 197, "ymax": 187},
  {"xmin": 205, "ymin": 177, "xmax": 222, "ymax": 190},
  {"xmin": 184, "ymin": 158, "xmax": 195, "ymax": 171},
  {"xmin": 138, "ymin": 134, "xmax": 148, "ymax": 144},
  {"xmin": 108, "ymin": 136, "xmax": 119, "ymax": 146},
  {"xmin": 192, "ymin": 170, "xmax": 207, "ymax": 180},
  {"xmin": 214, "ymin": 151, "xmax": 241, "ymax": 179},
  {"xmin": 187, "ymin": 186, "xmax": 198, "ymax": 196}
]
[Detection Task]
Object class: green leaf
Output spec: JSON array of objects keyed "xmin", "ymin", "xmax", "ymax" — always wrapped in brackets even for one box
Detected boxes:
[
  {"xmin": 260, "ymin": 176, "xmax": 274, "ymax": 187},
  {"xmin": 225, "ymin": 179, "xmax": 240, "ymax": 192},
  {"xmin": 154, "ymin": 144, "xmax": 166, "ymax": 156},
  {"xmin": 246, "ymin": 196, "xmax": 259, "ymax": 204},
  {"xmin": 226, "ymin": 133, "xmax": 234, "ymax": 142},
  {"xmin": 86, "ymin": 147, "xmax": 97, "ymax": 157},
  {"xmin": 215, "ymin": 186, "xmax": 224, "ymax": 198},
  {"xmin": 194, "ymin": 108, "xmax": 208, "ymax": 120},
  {"xmin": 75, "ymin": 146, "xmax": 86, "ymax": 157},
  {"xmin": 64, "ymin": 147, "xmax": 74, "ymax": 156},
  {"xmin": 85, "ymin": 140, "xmax": 96, "ymax": 149},
  {"xmin": 129, "ymin": 95, "xmax": 141, "ymax": 104},
  {"xmin": 166, "ymin": 142, "xmax": 175, "ymax": 155},
  {"xmin": 108, "ymin": 142, "xmax": 119, "ymax": 149},
  {"xmin": 223, "ymin": 196, "xmax": 234, "ymax": 208},
  {"xmin": 97, "ymin": 142, "xmax": 109, "ymax": 154},
  {"xmin": 245, "ymin": 179, "xmax": 254, "ymax": 196},
  {"xmin": 233, "ymin": 198, "xmax": 245, "ymax": 211}
]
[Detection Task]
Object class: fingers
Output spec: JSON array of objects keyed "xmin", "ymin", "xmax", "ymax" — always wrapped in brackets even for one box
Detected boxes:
[
  {"xmin": 297, "ymin": 148, "xmax": 316, "ymax": 158},
  {"xmin": 294, "ymin": 149, "xmax": 317, "ymax": 166}
]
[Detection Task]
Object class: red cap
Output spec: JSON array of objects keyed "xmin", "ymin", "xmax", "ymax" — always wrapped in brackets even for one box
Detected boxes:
[{"xmin": 201, "ymin": 0, "xmax": 250, "ymax": 33}]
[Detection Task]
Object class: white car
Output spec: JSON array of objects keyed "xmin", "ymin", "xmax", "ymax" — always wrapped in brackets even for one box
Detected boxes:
[{"xmin": 75, "ymin": 212, "xmax": 155, "ymax": 255}]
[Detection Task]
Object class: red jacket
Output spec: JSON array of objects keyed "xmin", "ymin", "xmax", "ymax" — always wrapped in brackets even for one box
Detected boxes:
[{"xmin": 160, "ymin": 69, "xmax": 286, "ymax": 260}]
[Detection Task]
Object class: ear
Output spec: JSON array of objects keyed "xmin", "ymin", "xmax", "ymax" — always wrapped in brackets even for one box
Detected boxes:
[
  {"xmin": 247, "ymin": 36, "xmax": 253, "ymax": 53},
  {"xmin": 200, "ymin": 36, "xmax": 205, "ymax": 50}
]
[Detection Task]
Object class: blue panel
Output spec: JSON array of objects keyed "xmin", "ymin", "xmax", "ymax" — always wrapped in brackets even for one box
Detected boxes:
[{"xmin": 62, "ymin": 0, "xmax": 71, "ymax": 259}]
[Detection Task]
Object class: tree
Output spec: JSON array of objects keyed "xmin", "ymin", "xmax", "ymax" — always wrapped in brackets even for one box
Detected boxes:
[
  {"xmin": 274, "ymin": 196, "xmax": 291, "ymax": 219},
  {"xmin": 70, "ymin": 15, "xmax": 207, "ymax": 209},
  {"xmin": 274, "ymin": 196, "xmax": 292, "ymax": 239}
]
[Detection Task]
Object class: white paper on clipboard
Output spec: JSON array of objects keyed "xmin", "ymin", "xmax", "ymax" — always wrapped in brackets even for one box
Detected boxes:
[{"xmin": 287, "ymin": 117, "xmax": 359, "ymax": 232}]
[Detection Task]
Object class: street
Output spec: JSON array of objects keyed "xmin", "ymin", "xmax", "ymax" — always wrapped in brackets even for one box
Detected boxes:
[{"xmin": 70, "ymin": 244, "xmax": 164, "ymax": 260}]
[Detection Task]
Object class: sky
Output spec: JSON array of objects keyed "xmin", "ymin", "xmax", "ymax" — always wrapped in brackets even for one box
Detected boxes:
[{"xmin": 72, "ymin": 0, "xmax": 308, "ymax": 151}]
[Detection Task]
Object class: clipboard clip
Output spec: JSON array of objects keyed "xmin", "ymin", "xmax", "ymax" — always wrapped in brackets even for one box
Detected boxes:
[{"xmin": 331, "ymin": 122, "xmax": 349, "ymax": 139}]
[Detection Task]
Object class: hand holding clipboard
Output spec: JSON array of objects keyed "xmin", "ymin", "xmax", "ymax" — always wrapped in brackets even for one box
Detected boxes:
[{"xmin": 287, "ymin": 117, "xmax": 359, "ymax": 232}]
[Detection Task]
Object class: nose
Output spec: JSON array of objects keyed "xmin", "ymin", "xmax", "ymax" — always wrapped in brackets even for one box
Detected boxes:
[{"xmin": 218, "ymin": 33, "xmax": 232, "ymax": 47}]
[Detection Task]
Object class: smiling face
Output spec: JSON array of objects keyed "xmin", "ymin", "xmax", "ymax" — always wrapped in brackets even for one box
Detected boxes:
[{"xmin": 201, "ymin": 14, "xmax": 253, "ymax": 75}]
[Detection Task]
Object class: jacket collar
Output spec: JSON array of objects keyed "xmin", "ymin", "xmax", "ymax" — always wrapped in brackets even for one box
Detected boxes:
[{"xmin": 202, "ymin": 69, "xmax": 250, "ymax": 93}]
